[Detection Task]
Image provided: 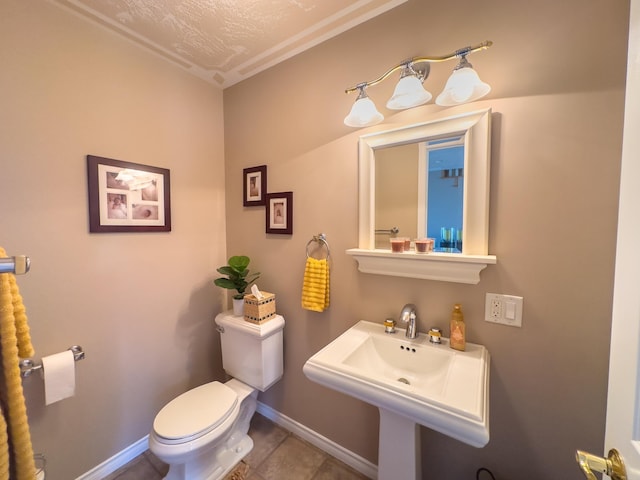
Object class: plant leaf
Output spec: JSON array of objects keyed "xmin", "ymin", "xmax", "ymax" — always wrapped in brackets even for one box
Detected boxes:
[
  {"xmin": 228, "ymin": 255, "xmax": 250, "ymax": 271},
  {"xmin": 217, "ymin": 266, "xmax": 236, "ymax": 276},
  {"xmin": 214, "ymin": 278, "xmax": 237, "ymax": 289}
]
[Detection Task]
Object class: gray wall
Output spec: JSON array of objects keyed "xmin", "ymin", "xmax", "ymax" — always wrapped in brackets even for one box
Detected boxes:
[{"xmin": 223, "ymin": 1, "xmax": 629, "ymax": 478}]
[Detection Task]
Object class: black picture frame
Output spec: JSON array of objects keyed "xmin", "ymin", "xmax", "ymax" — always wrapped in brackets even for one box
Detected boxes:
[
  {"xmin": 265, "ymin": 191, "xmax": 293, "ymax": 235},
  {"xmin": 243, "ymin": 165, "xmax": 267, "ymax": 206},
  {"xmin": 87, "ymin": 155, "xmax": 171, "ymax": 233}
]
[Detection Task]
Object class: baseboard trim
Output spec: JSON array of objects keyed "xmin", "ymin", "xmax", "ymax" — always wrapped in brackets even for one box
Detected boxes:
[
  {"xmin": 75, "ymin": 435, "xmax": 149, "ymax": 480},
  {"xmin": 256, "ymin": 402, "xmax": 377, "ymax": 479}
]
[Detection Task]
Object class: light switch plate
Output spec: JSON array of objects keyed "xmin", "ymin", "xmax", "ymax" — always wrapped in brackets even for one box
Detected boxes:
[{"xmin": 485, "ymin": 293, "xmax": 523, "ymax": 327}]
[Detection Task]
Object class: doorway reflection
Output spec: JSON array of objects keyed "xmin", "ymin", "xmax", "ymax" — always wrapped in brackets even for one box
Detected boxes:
[{"xmin": 425, "ymin": 140, "xmax": 464, "ymax": 252}]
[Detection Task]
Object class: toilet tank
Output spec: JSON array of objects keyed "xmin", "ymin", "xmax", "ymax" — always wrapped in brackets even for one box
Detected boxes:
[{"xmin": 214, "ymin": 311, "xmax": 285, "ymax": 392}]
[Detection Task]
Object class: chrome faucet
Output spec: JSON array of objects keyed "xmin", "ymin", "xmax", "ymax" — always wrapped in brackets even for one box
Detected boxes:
[{"xmin": 399, "ymin": 304, "xmax": 418, "ymax": 339}]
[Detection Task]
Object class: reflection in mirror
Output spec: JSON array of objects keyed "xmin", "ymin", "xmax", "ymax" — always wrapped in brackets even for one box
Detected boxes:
[
  {"xmin": 426, "ymin": 138, "xmax": 464, "ymax": 251},
  {"xmin": 375, "ymin": 136, "xmax": 465, "ymax": 252},
  {"xmin": 375, "ymin": 143, "xmax": 418, "ymax": 248}
]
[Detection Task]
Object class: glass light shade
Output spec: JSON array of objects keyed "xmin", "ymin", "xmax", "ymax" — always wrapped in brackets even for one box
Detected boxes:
[
  {"xmin": 344, "ymin": 96, "xmax": 383, "ymax": 127},
  {"xmin": 435, "ymin": 66, "xmax": 491, "ymax": 106},
  {"xmin": 386, "ymin": 75, "xmax": 432, "ymax": 110}
]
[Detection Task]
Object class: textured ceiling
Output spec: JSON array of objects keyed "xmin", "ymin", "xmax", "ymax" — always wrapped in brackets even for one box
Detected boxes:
[{"xmin": 49, "ymin": 0, "xmax": 407, "ymax": 88}]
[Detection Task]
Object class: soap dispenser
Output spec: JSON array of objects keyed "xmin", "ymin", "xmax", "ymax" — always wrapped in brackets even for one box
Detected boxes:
[{"xmin": 450, "ymin": 303, "xmax": 466, "ymax": 351}]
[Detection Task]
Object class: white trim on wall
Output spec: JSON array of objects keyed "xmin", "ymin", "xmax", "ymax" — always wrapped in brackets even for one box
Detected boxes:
[{"xmin": 75, "ymin": 436, "xmax": 149, "ymax": 480}]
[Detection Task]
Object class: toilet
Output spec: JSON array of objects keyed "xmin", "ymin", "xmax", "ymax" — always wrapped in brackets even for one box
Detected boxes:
[{"xmin": 149, "ymin": 311, "xmax": 285, "ymax": 480}]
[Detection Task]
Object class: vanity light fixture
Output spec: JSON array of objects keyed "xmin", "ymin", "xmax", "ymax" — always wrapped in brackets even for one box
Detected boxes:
[{"xmin": 343, "ymin": 41, "xmax": 492, "ymax": 128}]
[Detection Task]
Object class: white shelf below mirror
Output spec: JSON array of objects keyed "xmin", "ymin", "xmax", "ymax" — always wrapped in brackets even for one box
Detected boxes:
[{"xmin": 346, "ymin": 249, "xmax": 496, "ymax": 284}]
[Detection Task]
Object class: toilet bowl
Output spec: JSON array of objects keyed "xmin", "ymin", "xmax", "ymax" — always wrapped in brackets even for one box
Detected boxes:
[
  {"xmin": 149, "ymin": 379, "xmax": 257, "ymax": 480},
  {"xmin": 149, "ymin": 311, "xmax": 285, "ymax": 480}
]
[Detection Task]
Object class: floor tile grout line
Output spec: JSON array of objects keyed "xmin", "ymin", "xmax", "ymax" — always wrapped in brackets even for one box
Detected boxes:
[{"xmin": 250, "ymin": 428, "xmax": 292, "ymax": 473}]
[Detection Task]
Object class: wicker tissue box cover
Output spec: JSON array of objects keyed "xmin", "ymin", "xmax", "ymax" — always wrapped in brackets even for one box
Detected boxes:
[{"xmin": 244, "ymin": 292, "xmax": 276, "ymax": 324}]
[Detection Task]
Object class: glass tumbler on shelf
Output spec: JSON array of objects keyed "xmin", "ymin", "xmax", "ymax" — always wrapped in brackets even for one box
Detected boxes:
[
  {"xmin": 440, "ymin": 227, "xmax": 451, "ymax": 248},
  {"xmin": 390, "ymin": 238, "xmax": 405, "ymax": 252}
]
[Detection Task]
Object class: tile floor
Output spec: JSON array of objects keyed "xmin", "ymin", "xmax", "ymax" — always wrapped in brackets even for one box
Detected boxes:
[{"xmin": 102, "ymin": 413, "xmax": 370, "ymax": 480}]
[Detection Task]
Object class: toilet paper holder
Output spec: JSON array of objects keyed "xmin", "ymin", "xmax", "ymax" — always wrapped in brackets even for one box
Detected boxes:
[{"xmin": 19, "ymin": 345, "xmax": 85, "ymax": 379}]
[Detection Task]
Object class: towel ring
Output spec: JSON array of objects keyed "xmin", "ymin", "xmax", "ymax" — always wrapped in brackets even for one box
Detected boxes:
[{"xmin": 306, "ymin": 233, "xmax": 330, "ymax": 259}]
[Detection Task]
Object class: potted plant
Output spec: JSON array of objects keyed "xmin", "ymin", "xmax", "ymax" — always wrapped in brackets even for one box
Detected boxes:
[{"xmin": 214, "ymin": 255, "xmax": 261, "ymax": 316}]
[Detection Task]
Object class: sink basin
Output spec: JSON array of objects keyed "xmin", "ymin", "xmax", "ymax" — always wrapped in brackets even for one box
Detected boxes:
[
  {"xmin": 342, "ymin": 333, "xmax": 453, "ymax": 395},
  {"xmin": 303, "ymin": 320, "xmax": 490, "ymax": 448}
]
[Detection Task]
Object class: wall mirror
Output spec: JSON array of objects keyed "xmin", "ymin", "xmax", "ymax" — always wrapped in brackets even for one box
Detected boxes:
[{"xmin": 346, "ymin": 108, "xmax": 497, "ymax": 284}]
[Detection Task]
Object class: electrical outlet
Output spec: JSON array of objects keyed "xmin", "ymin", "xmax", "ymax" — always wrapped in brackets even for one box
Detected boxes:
[
  {"xmin": 485, "ymin": 293, "xmax": 523, "ymax": 327},
  {"xmin": 490, "ymin": 298, "xmax": 501, "ymax": 319}
]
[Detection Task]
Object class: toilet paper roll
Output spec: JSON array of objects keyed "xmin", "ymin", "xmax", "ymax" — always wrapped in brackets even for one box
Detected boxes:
[{"xmin": 42, "ymin": 350, "xmax": 76, "ymax": 405}]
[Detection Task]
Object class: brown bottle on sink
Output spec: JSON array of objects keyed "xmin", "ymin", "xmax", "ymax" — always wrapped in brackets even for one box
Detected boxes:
[{"xmin": 450, "ymin": 303, "xmax": 466, "ymax": 351}]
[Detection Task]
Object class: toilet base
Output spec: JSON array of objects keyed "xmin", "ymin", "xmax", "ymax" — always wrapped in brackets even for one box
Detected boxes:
[{"xmin": 163, "ymin": 434, "xmax": 253, "ymax": 480}]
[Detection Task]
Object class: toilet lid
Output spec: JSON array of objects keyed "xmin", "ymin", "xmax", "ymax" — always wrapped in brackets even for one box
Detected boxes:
[{"xmin": 153, "ymin": 381, "xmax": 238, "ymax": 442}]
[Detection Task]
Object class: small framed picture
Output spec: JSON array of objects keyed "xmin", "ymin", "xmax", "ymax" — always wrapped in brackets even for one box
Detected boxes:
[
  {"xmin": 265, "ymin": 191, "xmax": 293, "ymax": 235},
  {"xmin": 243, "ymin": 165, "xmax": 267, "ymax": 206},
  {"xmin": 87, "ymin": 155, "xmax": 171, "ymax": 233}
]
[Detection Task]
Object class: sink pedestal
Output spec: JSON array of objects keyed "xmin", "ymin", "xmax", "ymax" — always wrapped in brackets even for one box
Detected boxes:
[{"xmin": 378, "ymin": 409, "xmax": 421, "ymax": 480}]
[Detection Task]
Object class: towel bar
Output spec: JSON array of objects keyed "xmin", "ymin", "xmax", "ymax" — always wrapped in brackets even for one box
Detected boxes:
[
  {"xmin": 19, "ymin": 345, "xmax": 85, "ymax": 379},
  {"xmin": 0, "ymin": 255, "xmax": 30, "ymax": 275},
  {"xmin": 375, "ymin": 227, "xmax": 399, "ymax": 235}
]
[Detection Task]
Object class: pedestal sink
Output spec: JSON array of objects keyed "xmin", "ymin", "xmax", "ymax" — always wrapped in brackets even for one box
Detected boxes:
[{"xmin": 303, "ymin": 320, "xmax": 490, "ymax": 479}]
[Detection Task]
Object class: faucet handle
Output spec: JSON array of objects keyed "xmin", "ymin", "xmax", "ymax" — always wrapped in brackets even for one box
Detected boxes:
[
  {"xmin": 384, "ymin": 318, "xmax": 397, "ymax": 334},
  {"xmin": 428, "ymin": 328, "xmax": 442, "ymax": 344}
]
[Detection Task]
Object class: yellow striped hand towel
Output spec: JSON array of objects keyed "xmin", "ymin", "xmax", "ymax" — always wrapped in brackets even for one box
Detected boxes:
[{"xmin": 301, "ymin": 257, "xmax": 330, "ymax": 312}]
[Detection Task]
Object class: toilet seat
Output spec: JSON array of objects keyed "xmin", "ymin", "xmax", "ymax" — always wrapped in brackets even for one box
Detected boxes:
[{"xmin": 153, "ymin": 381, "xmax": 238, "ymax": 444}]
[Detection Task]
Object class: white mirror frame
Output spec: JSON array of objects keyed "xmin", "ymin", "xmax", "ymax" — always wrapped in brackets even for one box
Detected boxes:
[{"xmin": 346, "ymin": 108, "xmax": 496, "ymax": 284}]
